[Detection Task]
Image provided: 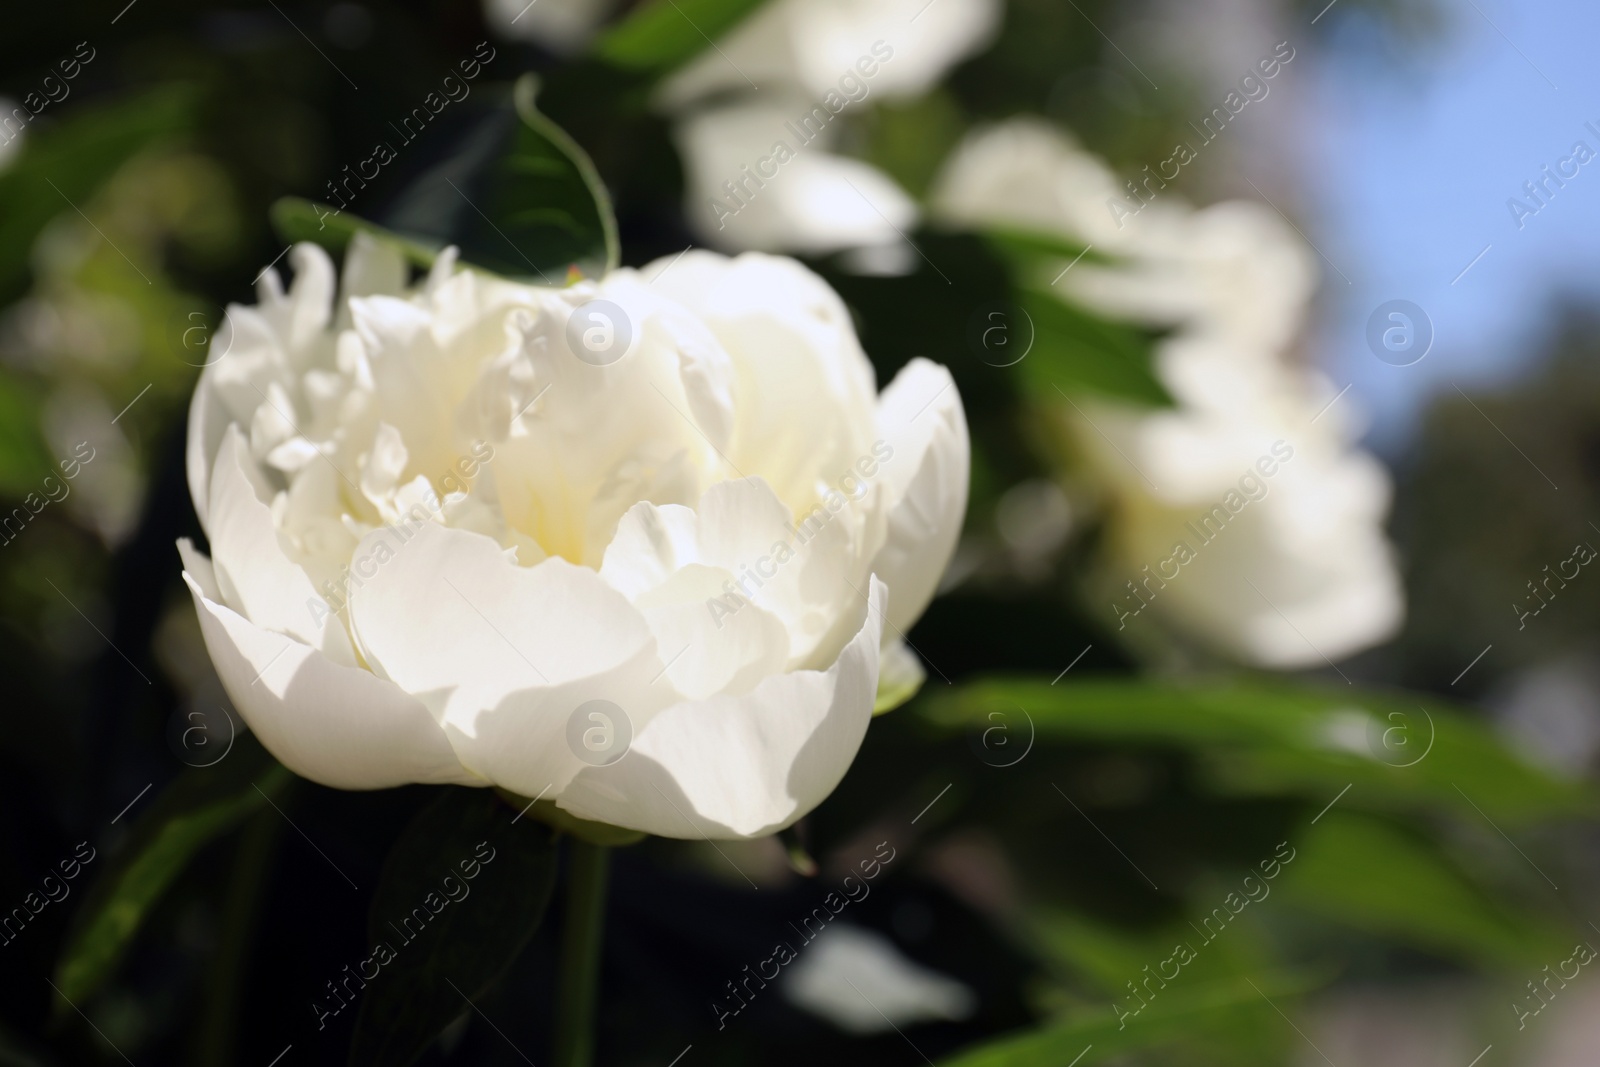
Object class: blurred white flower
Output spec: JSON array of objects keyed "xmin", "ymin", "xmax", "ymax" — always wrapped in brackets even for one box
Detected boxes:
[
  {"xmin": 658, "ymin": 0, "xmax": 1001, "ymax": 109},
  {"xmin": 674, "ymin": 98, "xmax": 918, "ymax": 256},
  {"xmin": 783, "ymin": 924, "xmax": 976, "ymax": 1033},
  {"xmin": 45, "ymin": 386, "xmax": 142, "ymax": 547},
  {"xmin": 657, "ymin": 0, "xmax": 1001, "ymax": 256},
  {"xmin": 182, "ymin": 238, "xmax": 968, "ymax": 838},
  {"xmin": 932, "ymin": 117, "xmax": 1156, "ymax": 251},
  {"xmin": 932, "ymin": 119, "xmax": 1403, "ymax": 669},
  {"xmin": 0, "ymin": 98, "xmax": 24, "ymax": 174},
  {"xmin": 482, "ymin": 0, "xmax": 616, "ymax": 53}
]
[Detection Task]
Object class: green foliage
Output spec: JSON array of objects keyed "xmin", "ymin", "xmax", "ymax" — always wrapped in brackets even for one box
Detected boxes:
[
  {"xmin": 970, "ymin": 228, "xmax": 1171, "ymax": 408},
  {"xmin": 382, "ymin": 75, "xmax": 617, "ymax": 282},
  {"xmin": 921, "ymin": 676, "xmax": 1594, "ymax": 823},
  {"xmin": 1276, "ymin": 811, "xmax": 1568, "ymax": 966},
  {"xmin": 863, "ymin": 90, "xmax": 970, "ymax": 199},
  {"xmin": 270, "ymin": 197, "xmax": 443, "ymax": 270},
  {"xmin": 592, "ymin": 0, "xmax": 769, "ymax": 73},
  {"xmin": 899, "ymin": 671, "xmax": 1585, "ymax": 1061},
  {"xmin": 347, "ymin": 788, "xmax": 560, "ymax": 1067},
  {"xmin": 937, "ymin": 974, "xmax": 1310, "ymax": 1067},
  {"xmin": 0, "ymin": 374, "xmax": 55, "ymax": 500},
  {"xmin": 1015, "ymin": 285, "xmax": 1172, "ymax": 407},
  {"xmin": 52, "ymin": 738, "xmax": 292, "ymax": 1009},
  {"xmin": 280, "ymin": 76, "xmax": 618, "ymax": 283},
  {"xmin": 0, "ymin": 86, "xmax": 196, "ymax": 303}
]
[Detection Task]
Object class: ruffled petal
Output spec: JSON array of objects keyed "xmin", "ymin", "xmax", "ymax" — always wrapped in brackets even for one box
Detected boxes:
[
  {"xmin": 207, "ymin": 426, "xmax": 352, "ymax": 660},
  {"xmin": 870, "ymin": 358, "xmax": 969, "ymax": 632},
  {"xmin": 347, "ymin": 522, "xmax": 674, "ymax": 798},
  {"xmin": 556, "ymin": 577, "xmax": 886, "ymax": 839},
  {"xmin": 181, "ymin": 545, "xmax": 473, "ymax": 789}
]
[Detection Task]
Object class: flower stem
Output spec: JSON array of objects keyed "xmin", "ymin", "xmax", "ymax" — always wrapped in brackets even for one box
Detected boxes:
[{"xmin": 554, "ymin": 838, "xmax": 610, "ymax": 1067}]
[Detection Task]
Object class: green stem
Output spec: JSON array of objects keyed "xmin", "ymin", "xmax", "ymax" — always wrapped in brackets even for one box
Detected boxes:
[
  {"xmin": 193, "ymin": 807, "xmax": 280, "ymax": 1066},
  {"xmin": 553, "ymin": 838, "xmax": 610, "ymax": 1067}
]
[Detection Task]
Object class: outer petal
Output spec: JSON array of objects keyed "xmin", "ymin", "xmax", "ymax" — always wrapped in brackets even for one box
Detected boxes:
[
  {"xmin": 632, "ymin": 563, "xmax": 792, "ymax": 699},
  {"xmin": 484, "ymin": 0, "xmax": 615, "ymax": 53},
  {"xmin": 646, "ymin": 251, "xmax": 880, "ymax": 510},
  {"xmin": 347, "ymin": 522, "xmax": 674, "ymax": 799},
  {"xmin": 871, "ymin": 358, "xmax": 969, "ymax": 632},
  {"xmin": 186, "ymin": 355, "xmax": 228, "ymax": 532},
  {"xmin": 207, "ymin": 426, "xmax": 353, "ymax": 661},
  {"xmin": 556, "ymin": 577, "xmax": 887, "ymax": 839},
  {"xmin": 179, "ymin": 541, "xmax": 475, "ymax": 789}
]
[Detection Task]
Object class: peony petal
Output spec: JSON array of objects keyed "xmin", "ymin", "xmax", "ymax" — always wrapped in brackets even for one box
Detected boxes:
[
  {"xmin": 181, "ymin": 562, "xmax": 474, "ymax": 790},
  {"xmin": 646, "ymin": 252, "xmax": 880, "ymax": 512},
  {"xmin": 339, "ymin": 232, "xmax": 408, "ymax": 309},
  {"xmin": 634, "ymin": 562, "xmax": 791, "ymax": 700},
  {"xmin": 177, "ymin": 536, "xmax": 220, "ymax": 601},
  {"xmin": 871, "ymin": 358, "xmax": 969, "ymax": 632},
  {"xmin": 599, "ymin": 501, "xmax": 701, "ymax": 600},
  {"xmin": 207, "ymin": 426, "xmax": 351, "ymax": 660},
  {"xmin": 348, "ymin": 522, "xmax": 674, "ymax": 798},
  {"xmin": 694, "ymin": 476, "xmax": 866, "ymax": 668},
  {"xmin": 272, "ymin": 244, "xmax": 338, "ymax": 368},
  {"xmin": 185, "ymin": 358, "xmax": 229, "ymax": 533},
  {"xmin": 556, "ymin": 576, "xmax": 886, "ymax": 839}
]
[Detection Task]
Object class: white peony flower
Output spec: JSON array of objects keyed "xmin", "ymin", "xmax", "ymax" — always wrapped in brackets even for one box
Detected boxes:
[
  {"xmin": 673, "ymin": 98, "xmax": 919, "ymax": 256},
  {"xmin": 655, "ymin": 0, "xmax": 1000, "ymax": 256},
  {"xmin": 932, "ymin": 119, "xmax": 1402, "ymax": 668},
  {"xmin": 181, "ymin": 237, "xmax": 968, "ymax": 838},
  {"xmin": 783, "ymin": 925, "xmax": 976, "ymax": 1033},
  {"xmin": 0, "ymin": 98, "xmax": 23, "ymax": 174},
  {"xmin": 482, "ymin": 0, "xmax": 617, "ymax": 54},
  {"xmin": 932, "ymin": 118, "xmax": 1162, "ymax": 253},
  {"xmin": 658, "ymin": 0, "xmax": 1002, "ymax": 110},
  {"xmin": 1069, "ymin": 364, "xmax": 1402, "ymax": 668}
]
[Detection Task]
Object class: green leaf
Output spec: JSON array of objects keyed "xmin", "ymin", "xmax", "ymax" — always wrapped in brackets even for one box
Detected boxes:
[
  {"xmin": 379, "ymin": 75, "xmax": 618, "ymax": 282},
  {"xmin": 1276, "ymin": 810, "xmax": 1567, "ymax": 966},
  {"xmin": 938, "ymin": 973, "xmax": 1310, "ymax": 1067},
  {"xmin": 0, "ymin": 85, "xmax": 197, "ymax": 302},
  {"xmin": 920, "ymin": 676, "xmax": 1594, "ymax": 823},
  {"xmin": 269, "ymin": 198, "xmax": 443, "ymax": 270},
  {"xmin": 593, "ymin": 0, "xmax": 768, "ymax": 73},
  {"xmin": 1029, "ymin": 906, "xmax": 1274, "ymax": 999},
  {"xmin": 0, "ymin": 372, "xmax": 55, "ymax": 499},
  {"xmin": 984, "ymin": 228, "xmax": 1108, "ymax": 268},
  {"xmin": 1016, "ymin": 286, "xmax": 1172, "ymax": 407},
  {"xmin": 53, "ymin": 737, "xmax": 292, "ymax": 1009},
  {"xmin": 970, "ymin": 223, "xmax": 1169, "ymax": 408},
  {"xmin": 347, "ymin": 787, "xmax": 560, "ymax": 1067}
]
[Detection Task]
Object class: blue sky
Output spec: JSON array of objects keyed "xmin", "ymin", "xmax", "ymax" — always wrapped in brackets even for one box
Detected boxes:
[{"xmin": 1309, "ymin": 0, "xmax": 1600, "ymax": 452}]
